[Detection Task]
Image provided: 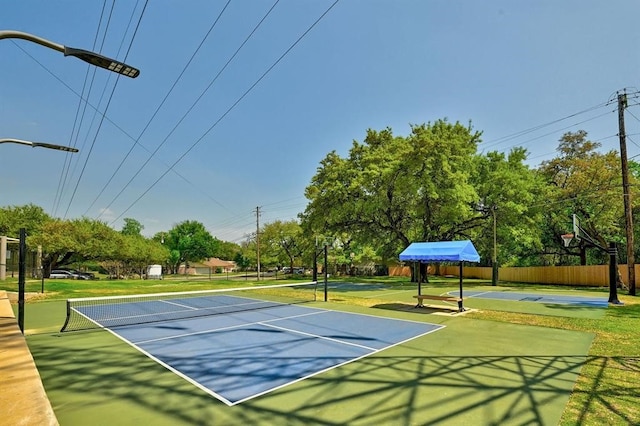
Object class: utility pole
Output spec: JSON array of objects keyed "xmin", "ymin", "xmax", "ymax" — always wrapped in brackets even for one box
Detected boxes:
[
  {"xmin": 618, "ymin": 91, "xmax": 636, "ymax": 296},
  {"xmin": 256, "ymin": 206, "xmax": 261, "ymax": 281}
]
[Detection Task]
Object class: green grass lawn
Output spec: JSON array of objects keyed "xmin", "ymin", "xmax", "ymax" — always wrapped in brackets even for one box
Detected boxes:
[{"xmin": 4, "ymin": 275, "xmax": 639, "ymax": 425}]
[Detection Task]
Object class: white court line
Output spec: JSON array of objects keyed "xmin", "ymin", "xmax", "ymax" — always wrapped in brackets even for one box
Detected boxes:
[
  {"xmin": 260, "ymin": 320, "xmax": 378, "ymax": 351},
  {"xmin": 160, "ymin": 299, "xmax": 199, "ymax": 310},
  {"xmin": 133, "ymin": 309, "xmax": 327, "ymax": 345},
  {"xmin": 453, "ymin": 290, "xmax": 493, "ymax": 298}
]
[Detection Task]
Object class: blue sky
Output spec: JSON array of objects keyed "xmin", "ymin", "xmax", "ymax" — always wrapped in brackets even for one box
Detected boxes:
[{"xmin": 2, "ymin": 1, "xmax": 640, "ymax": 243}]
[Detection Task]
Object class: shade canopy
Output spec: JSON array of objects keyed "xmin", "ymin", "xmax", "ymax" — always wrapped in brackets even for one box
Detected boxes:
[{"xmin": 399, "ymin": 240, "xmax": 480, "ymax": 263}]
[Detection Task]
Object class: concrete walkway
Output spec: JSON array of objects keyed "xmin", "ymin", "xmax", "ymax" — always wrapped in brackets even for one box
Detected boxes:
[{"xmin": 0, "ymin": 290, "xmax": 58, "ymax": 425}]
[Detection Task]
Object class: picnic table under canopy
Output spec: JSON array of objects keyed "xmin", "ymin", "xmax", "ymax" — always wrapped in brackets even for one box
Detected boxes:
[{"xmin": 399, "ymin": 240, "xmax": 480, "ymax": 311}]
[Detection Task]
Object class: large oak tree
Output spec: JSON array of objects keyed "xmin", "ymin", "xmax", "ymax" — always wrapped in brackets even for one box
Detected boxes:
[{"xmin": 302, "ymin": 120, "xmax": 483, "ymax": 262}]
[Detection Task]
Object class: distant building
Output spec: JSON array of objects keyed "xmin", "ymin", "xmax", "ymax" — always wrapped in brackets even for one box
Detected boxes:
[{"xmin": 178, "ymin": 257, "xmax": 237, "ymax": 275}]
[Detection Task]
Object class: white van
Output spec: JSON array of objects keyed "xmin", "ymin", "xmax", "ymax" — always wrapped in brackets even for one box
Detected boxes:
[{"xmin": 146, "ymin": 264, "xmax": 163, "ymax": 279}]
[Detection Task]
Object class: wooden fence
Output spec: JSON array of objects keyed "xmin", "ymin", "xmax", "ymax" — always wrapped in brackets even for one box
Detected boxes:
[{"xmin": 389, "ymin": 264, "xmax": 639, "ymax": 287}]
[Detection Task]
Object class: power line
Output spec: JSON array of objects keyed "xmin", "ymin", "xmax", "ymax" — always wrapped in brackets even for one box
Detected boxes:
[
  {"xmin": 63, "ymin": 1, "xmax": 150, "ymax": 218},
  {"xmin": 52, "ymin": 0, "xmax": 112, "ymax": 215},
  {"xmin": 88, "ymin": 0, "xmax": 234, "ymax": 217},
  {"xmin": 481, "ymin": 101, "xmax": 612, "ymax": 150},
  {"xmin": 483, "ymin": 110, "xmax": 615, "ymax": 160},
  {"xmin": 96, "ymin": 0, "xmax": 275, "ymax": 220},
  {"xmin": 108, "ymin": 0, "xmax": 341, "ymax": 226}
]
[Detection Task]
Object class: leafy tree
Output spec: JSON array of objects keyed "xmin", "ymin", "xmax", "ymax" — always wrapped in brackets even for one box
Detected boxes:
[
  {"xmin": 537, "ymin": 131, "xmax": 635, "ymax": 265},
  {"xmin": 31, "ymin": 217, "xmax": 124, "ymax": 274},
  {"xmin": 217, "ymin": 240, "xmax": 241, "ymax": 262},
  {"xmin": 260, "ymin": 220, "xmax": 305, "ymax": 271},
  {"xmin": 234, "ymin": 252, "xmax": 252, "ymax": 272},
  {"xmin": 121, "ymin": 218, "xmax": 144, "ymax": 236},
  {"xmin": 472, "ymin": 148, "xmax": 547, "ymax": 267},
  {"xmin": 302, "ymin": 120, "xmax": 482, "ymax": 269},
  {"xmin": 0, "ymin": 204, "xmax": 51, "ymax": 237},
  {"xmin": 165, "ymin": 220, "xmax": 220, "ymax": 272},
  {"xmin": 118, "ymin": 235, "xmax": 169, "ymax": 278}
]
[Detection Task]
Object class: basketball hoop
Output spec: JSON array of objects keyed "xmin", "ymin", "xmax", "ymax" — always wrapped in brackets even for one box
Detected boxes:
[{"xmin": 561, "ymin": 233, "xmax": 574, "ymax": 247}]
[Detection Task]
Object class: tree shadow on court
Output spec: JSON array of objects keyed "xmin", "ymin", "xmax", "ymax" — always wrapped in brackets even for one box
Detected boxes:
[
  {"xmin": 251, "ymin": 353, "xmax": 639, "ymax": 425},
  {"xmin": 24, "ymin": 329, "xmax": 638, "ymax": 426}
]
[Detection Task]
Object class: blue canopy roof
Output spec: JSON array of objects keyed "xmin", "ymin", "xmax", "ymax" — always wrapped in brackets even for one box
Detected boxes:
[{"xmin": 399, "ymin": 240, "xmax": 480, "ymax": 263}]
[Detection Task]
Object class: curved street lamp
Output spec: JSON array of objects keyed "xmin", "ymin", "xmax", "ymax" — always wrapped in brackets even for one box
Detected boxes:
[
  {"xmin": 0, "ymin": 138, "xmax": 79, "ymax": 152},
  {"xmin": 0, "ymin": 30, "xmax": 140, "ymax": 78}
]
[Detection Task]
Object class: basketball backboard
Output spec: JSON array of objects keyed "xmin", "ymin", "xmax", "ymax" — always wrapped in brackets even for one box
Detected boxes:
[
  {"xmin": 572, "ymin": 213, "xmax": 604, "ymax": 249},
  {"xmin": 572, "ymin": 214, "xmax": 582, "ymax": 242}
]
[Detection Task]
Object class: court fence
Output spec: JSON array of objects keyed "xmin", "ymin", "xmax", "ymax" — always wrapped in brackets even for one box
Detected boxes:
[{"xmin": 389, "ymin": 264, "xmax": 639, "ymax": 287}]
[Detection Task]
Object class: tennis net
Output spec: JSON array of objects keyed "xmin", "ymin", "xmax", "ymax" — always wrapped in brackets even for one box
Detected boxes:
[{"xmin": 60, "ymin": 281, "xmax": 319, "ymax": 332}]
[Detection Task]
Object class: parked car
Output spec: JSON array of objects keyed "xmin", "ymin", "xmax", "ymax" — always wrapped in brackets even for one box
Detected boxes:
[
  {"xmin": 52, "ymin": 268, "xmax": 96, "ymax": 280},
  {"xmin": 49, "ymin": 269, "xmax": 80, "ymax": 279}
]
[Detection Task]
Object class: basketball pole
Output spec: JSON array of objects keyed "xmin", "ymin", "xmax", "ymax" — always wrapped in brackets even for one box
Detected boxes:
[
  {"xmin": 565, "ymin": 224, "xmax": 622, "ymax": 305},
  {"xmin": 608, "ymin": 242, "xmax": 622, "ymax": 305}
]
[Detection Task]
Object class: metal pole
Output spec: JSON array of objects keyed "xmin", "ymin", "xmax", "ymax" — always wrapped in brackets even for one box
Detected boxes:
[
  {"xmin": 492, "ymin": 206, "xmax": 498, "ymax": 286},
  {"xmin": 324, "ymin": 245, "xmax": 328, "ymax": 302},
  {"xmin": 458, "ymin": 262, "xmax": 465, "ymax": 312},
  {"xmin": 313, "ymin": 246, "xmax": 318, "ymax": 282},
  {"xmin": 38, "ymin": 245, "xmax": 44, "ymax": 293},
  {"xmin": 0, "ymin": 235, "xmax": 6, "ymax": 281},
  {"xmin": 256, "ymin": 206, "xmax": 260, "ymax": 281},
  {"xmin": 608, "ymin": 242, "xmax": 623, "ymax": 305},
  {"xmin": 18, "ymin": 228, "xmax": 26, "ymax": 333}
]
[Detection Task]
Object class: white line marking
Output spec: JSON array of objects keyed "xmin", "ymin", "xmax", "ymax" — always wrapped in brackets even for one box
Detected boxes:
[
  {"xmin": 261, "ymin": 320, "xmax": 378, "ymax": 351},
  {"xmin": 133, "ymin": 309, "xmax": 327, "ymax": 345},
  {"xmin": 160, "ymin": 299, "xmax": 199, "ymax": 310}
]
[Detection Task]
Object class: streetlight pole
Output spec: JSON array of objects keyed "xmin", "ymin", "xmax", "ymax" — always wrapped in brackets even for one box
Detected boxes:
[
  {"xmin": 1, "ymin": 30, "xmax": 140, "ymax": 78},
  {"xmin": 3, "ymin": 30, "xmax": 140, "ymax": 333},
  {"xmin": 0, "ymin": 138, "xmax": 78, "ymax": 152},
  {"xmin": 18, "ymin": 228, "xmax": 26, "ymax": 333}
]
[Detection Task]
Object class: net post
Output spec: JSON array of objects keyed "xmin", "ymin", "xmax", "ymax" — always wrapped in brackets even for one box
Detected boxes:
[{"xmin": 60, "ymin": 300, "xmax": 72, "ymax": 332}]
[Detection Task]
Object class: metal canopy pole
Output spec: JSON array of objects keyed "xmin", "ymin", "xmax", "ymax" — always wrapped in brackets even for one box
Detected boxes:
[{"xmin": 458, "ymin": 262, "xmax": 465, "ymax": 312}]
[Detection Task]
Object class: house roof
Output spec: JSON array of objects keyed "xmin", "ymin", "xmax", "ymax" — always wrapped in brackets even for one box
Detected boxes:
[
  {"xmin": 398, "ymin": 240, "xmax": 480, "ymax": 263},
  {"xmin": 202, "ymin": 258, "xmax": 236, "ymax": 268}
]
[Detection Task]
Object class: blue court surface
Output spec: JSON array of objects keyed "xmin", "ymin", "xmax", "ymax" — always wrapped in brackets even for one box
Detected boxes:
[
  {"xmin": 449, "ymin": 290, "xmax": 608, "ymax": 307},
  {"xmin": 93, "ymin": 299, "xmax": 443, "ymax": 405}
]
